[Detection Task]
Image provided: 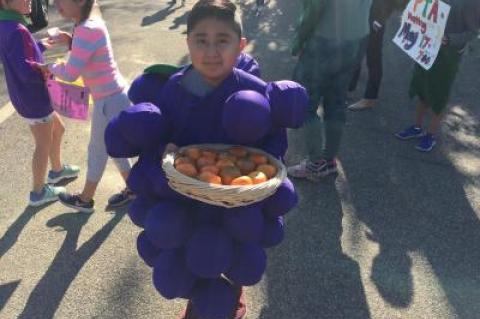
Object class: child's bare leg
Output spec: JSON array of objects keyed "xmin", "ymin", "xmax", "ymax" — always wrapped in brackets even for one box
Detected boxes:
[
  {"xmin": 30, "ymin": 121, "xmax": 54, "ymax": 193},
  {"xmin": 49, "ymin": 112, "xmax": 65, "ymax": 172},
  {"xmin": 415, "ymin": 99, "xmax": 428, "ymax": 127},
  {"xmin": 79, "ymin": 180, "xmax": 99, "ymax": 202},
  {"xmin": 427, "ymin": 111, "xmax": 444, "ymax": 135},
  {"xmin": 120, "ymin": 170, "xmax": 129, "ymax": 183}
]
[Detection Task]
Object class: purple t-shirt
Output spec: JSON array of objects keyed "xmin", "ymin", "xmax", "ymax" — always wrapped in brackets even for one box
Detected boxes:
[{"xmin": 0, "ymin": 20, "xmax": 52, "ymax": 119}]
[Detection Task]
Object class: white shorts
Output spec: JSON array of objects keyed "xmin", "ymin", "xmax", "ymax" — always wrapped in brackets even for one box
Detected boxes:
[{"xmin": 25, "ymin": 112, "xmax": 54, "ymax": 126}]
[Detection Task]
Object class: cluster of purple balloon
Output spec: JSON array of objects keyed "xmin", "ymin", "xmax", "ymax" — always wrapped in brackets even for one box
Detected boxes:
[{"xmin": 105, "ymin": 81, "xmax": 307, "ymax": 319}]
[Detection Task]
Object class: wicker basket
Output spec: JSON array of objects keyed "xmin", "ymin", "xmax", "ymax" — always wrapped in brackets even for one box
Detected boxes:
[{"xmin": 162, "ymin": 144, "xmax": 287, "ymax": 208}]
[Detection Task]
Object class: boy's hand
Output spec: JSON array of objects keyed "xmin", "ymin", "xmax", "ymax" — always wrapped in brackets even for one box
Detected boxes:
[
  {"xmin": 39, "ymin": 38, "xmax": 53, "ymax": 50},
  {"xmin": 28, "ymin": 61, "xmax": 51, "ymax": 79}
]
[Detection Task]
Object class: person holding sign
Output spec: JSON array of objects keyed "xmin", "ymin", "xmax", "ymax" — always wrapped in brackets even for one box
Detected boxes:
[
  {"xmin": 288, "ymin": 0, "xmax": 372, "ymax": 180},
  {"xmin": 395, "ymin": 0, "xmax": 480, "ymax": 152},
  {"xmin": 348, "ymin": 0, "xmax": 408, "ymax": 111}
]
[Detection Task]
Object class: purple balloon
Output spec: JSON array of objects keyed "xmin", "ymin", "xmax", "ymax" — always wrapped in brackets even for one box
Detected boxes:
[
  {"xmin": 186, "ymin": 225, "xmax": 234, "ymax": 278},
  {"xmin": 145, "ymin": 200, "xmax": 192, "ymax": 249},
  {"xmin": 261, "ymin": 216, "xmax": 285, "ymax": 248},
  {"xmin": 192, "ymin": 278, "xmax": 237, "ymax": 319},
  {"xmin": 137, "ymin": 231, "xmax": 161, "ymax": 267},
  {"xmin": 127, "ymin": 158, "xmax": 156, "ymax": 199},
  {"xmin": 105, "ymin": 117, "xmax": 141, "ymax": 158},
  {"xmin": 194, "ymin": 204, "xmax": 227, "ymax": 225},
  {"xmin": 128, "ymin": 196, "xmax": 154, "ymax": 228},
  {"xmin": 263, "ymin": 178, "xmax": 298, "ymax": 218},
  {"xmin": 117, "ymin": 103, "xmax": 170, "ymax": 150},
  {"xmin": 222, "ymin": 90, "xmax": 271, "ymax": 144},
  {"xmin": 223, "ymin": 204, "xmax": 264, "ymax": 243},
  {"xmin": 226, "ymin": 243, "xmax": 266, "ymax": 286},
  {"xmin": 152, "ymin": 249, "xmax": 197, "ymax": 299},
  {"xmin": 266, "ymin": 81, "xmax": 308, "ymax": 129},
  {"xmin": 148, "ymin": 163, "xmax": 192, "ymax": 203}
]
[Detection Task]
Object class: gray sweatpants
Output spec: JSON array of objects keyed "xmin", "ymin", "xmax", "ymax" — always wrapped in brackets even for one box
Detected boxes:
[{"xmin": 87, "ymin": 90, "xmax": 131, "ymax": 183}]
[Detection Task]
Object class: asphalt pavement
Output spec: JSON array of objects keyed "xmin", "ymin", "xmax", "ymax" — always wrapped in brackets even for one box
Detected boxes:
[{"xmin": 0, "ymin": 1, "xmax": 479, "ymax": 318}]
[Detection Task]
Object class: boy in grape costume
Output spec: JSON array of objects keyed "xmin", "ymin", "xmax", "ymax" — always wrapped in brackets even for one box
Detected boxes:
[{"xmin": 105, "ymin": 1, "xmax": 308, "ymax": 318}]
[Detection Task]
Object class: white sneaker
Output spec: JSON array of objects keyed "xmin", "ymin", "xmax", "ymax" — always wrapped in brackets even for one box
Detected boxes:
[{"xmin": 348, "ymin": 99, "xmax": 377, "ymax": 111}]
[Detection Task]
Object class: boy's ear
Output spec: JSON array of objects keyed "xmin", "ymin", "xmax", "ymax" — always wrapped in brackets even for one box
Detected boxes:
[{"xmin": 239, "ymin": 37, "xmax": 247, "ymax": 51}]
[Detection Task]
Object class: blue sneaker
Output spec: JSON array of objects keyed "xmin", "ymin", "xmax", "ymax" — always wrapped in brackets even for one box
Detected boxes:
[
  {"xmin": 58, "ymin": 193, "xmax": 94, "ymax": 213},
  {"xmin": 107, "ymin": 188, "xmax": 136, "ymax": 208},
  {"xmin": 395, "ymin": 125, "xmax": 424, "ymax": 140},
  {"xmin": 29, "ymin": 184, "xmax": 66, "ymax": 207},
  {"xmin": 415, "ymin": 133, "xmax": 436, "ymax": 152},
  {"xmin": 47, "ymin": 164, "xmax": 80, "ymax": 184}
]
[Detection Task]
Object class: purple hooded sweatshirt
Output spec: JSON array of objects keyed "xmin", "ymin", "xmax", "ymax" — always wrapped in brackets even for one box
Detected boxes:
[
  {"xmin": 0, "ymin": 12, "xmax": 52, "ymax": 119},
  {"xmin": 157, "ymin": 67, "xmax": 287, "ymax": 159}
]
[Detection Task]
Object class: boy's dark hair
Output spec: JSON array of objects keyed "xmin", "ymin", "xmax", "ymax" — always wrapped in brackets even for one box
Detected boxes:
[{"xmin": 187, "ymin": 0, "xmax": 242, "ymax": 38}]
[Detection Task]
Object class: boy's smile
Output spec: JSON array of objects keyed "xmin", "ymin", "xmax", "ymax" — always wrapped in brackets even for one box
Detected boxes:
[{"xmin": 187, "ymin": 18, "xmax": 246, "ymax": 86}]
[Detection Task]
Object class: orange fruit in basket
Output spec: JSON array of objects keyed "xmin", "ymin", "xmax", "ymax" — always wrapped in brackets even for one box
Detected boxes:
[
  {"xmin": 257, "ymin": 164, "xmax": 277, "ymax": 178},
  {"xmin": 218, "ymin": 152, "xmax": 237, "ymax": 162},
  {"xmin": 174, "ymin": 156, "xmax": 193, "ymax": 166},
  {"xmin": 230, "ymin": 176, "xmax": 254, "ymax": 186},
  {"xmin": 220, "ymin": 166, "xmax": 242, "ymax": 185},
  {"xmin": 185, "ymin": 147, "xmax": 201, "ymax": 160},
  {"xmin": 216, "ymin": 158, "xmax": 236, "ymax": 169},
  {"xmin": 200, "ymin": 165, "xmax": 220, "ymax": 175},
  {"xmin": 248, "ymin": 171, "xmax": 268, "ymax": 184},
  {"xmin": 236, "ymin": 158, "xmax": 256, "ymax": 175},
  {"xmin": 249, "ymin": 153, "xmax": 268, "ymax": 165},
  {"xmin": 229, "ymin": 146, "xmax": 248, "ymax": 158},
  {"xmin": 197, "ymin": 156, "xmax": 216, "ymax": 168},
  {"xmin": 176, "ymin": 163, "xmax": 198, "ymax": 178},
  {"xmin": 198, "ymin": 171, "xmax": 222, "ymax": 185},
  {"xmin": 202, "ymin": 149, "xmax": 218, "ymax": 160}
]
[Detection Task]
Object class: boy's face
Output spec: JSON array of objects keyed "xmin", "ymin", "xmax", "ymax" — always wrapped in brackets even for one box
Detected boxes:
[
  {"xmin": 187, "ymin": 18, "xmax": 246, "ymax": 86},
  {"xmin": 4, "ymin": 0, "xmax": 32, "ymax": 14}
]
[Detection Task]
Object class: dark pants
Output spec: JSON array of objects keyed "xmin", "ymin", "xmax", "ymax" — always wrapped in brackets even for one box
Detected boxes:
[
  {"xmin": 293, "ymin": 36, "xmax": 363, "ymax": 161},
  {"xmin": 349, "ymin": 24, "xmax": 386, "ymax": 99}
]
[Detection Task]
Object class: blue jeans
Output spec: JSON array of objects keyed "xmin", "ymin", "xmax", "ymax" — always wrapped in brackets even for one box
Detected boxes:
[{"xmin": 293, "ymin": 36, "xmax": 363, "ymax": 161}]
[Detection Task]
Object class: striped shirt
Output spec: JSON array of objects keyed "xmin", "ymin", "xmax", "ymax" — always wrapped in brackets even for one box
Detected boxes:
[{"xmin": 49, "ymin": 19, "xmax": 126, "ymax": 100}]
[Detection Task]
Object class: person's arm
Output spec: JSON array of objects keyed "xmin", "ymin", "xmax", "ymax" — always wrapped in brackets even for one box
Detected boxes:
[
  {"xmin": 6, "ymin": 28, "xmax": 45, "ymax": 84},
  {"xmin": 48, "ymin": 25, "xmax": 100, "ymax": 82},
  {"xmin": 291, "ymin": 0, "xmax": 327, "ymax": 56},
  {"xmin": 445, "ymin": 4, "xmax": 480, "ymax": 51}
]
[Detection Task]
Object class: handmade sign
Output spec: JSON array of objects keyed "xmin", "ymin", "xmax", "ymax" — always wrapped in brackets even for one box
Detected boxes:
[
  {"xmin": 46, "ymin": 75, "xmax": 90, "ymax": 120},
  {"xmin": 393, "ymin": 0, "xmax": 450, "ymax": 70}
]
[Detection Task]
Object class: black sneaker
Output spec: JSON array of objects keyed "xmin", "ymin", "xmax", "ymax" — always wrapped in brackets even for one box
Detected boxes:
[
  {"xmin": 107, "ymin": 188, "xmax": 136, "ymax": 208},
  {"xmin": 58, "ymin": 193, "xmax": 94, "ymax": 213}
]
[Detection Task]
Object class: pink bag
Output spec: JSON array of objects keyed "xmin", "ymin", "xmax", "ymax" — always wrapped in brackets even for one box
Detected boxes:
[{"xmin": 46, "ymin": 76, "xmax": 90, "ymax": 120}]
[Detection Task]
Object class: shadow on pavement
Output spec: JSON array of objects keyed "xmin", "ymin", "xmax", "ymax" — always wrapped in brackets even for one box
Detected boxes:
[
  {"xmin": 0, "ymin": 203, "xmax": 56, "ymax": 259},
  {"xmin": 258, "ymin": 179, "xmax": 371, "ymax": 319},
  {"xmin": 0, "ymin": 280, "xmax": 20, "ymax": 312},
  {"xmin": 18, "ymin": 207, "xmax": 127, "ymax": 319},
  {"xmin": 141, "ymin": 0, "xmax": 185, "ymax": 27},
  {"xmin": 341, "ymin": 16, "xmax": 480, "ymax": 317}
]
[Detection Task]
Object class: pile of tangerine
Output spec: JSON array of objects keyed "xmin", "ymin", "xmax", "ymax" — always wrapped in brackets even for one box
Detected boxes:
[{"xmin": 174, "ymin": 146, "xmax": 278, "ymax": 186}]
